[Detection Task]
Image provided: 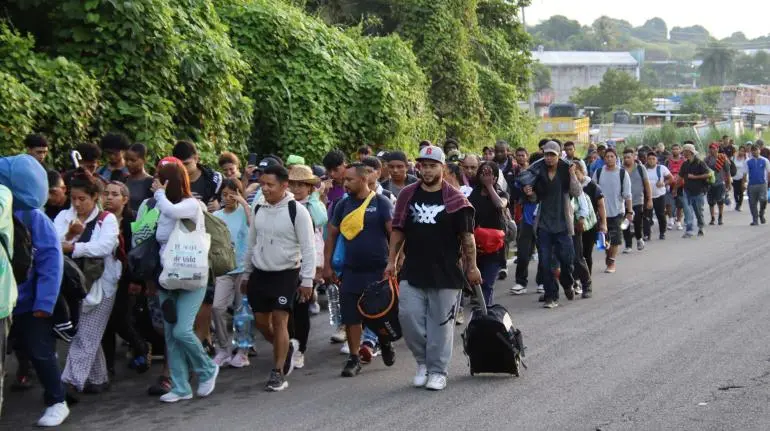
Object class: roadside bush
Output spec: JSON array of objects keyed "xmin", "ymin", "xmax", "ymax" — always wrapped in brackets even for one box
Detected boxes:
[{"xmin": 0, "ymin": 72, "xmax": 37, "ymax": 155}]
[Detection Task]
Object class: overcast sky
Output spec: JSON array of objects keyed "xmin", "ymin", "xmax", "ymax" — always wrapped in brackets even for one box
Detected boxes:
[{"xmin": 525, "ymin": 0, "xmax": 769, "ymax": 40}]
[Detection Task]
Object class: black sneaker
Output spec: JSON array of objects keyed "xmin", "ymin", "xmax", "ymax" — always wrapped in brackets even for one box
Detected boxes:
[
  {"xmin": 659, "ymin": 233, "xmax": 665, "ymax": 240},
  {"xmin": 751, "ymin": 220, "xmax": 759, "ymax": 226},
  {"xmin": 265, "ymin": 369, "xmax": 288, "ymax": 392},
  {"xmin": 582, "ymin": 291, "xmax": 593, "ymax": 299},
  {"xmin": 341, "ymin": 355, "xmax": 362, "ymax": 377},
  {"xmin": 497, "ymin": 269, "xmax": 508, "ymax": 280},
  {"xmin": 718, "ymin": 216, "xmax": 723, "ymax": 225},
  {"xmin": 709, "ymin": 218, "xmax": 715, "ymax": 226},
  {"xmin": 697, "ymin": 229, "xmax": 704, "ymax": 237},
  {"xmin": 147, "ymin": 376, "xmax": 171, "ymax": 396},
  {"xmin": 762, "ymin": 216, "xmax": 767, "ymax": 224},
  {"xmin": 83, "ymin": 382, "xmax": 110, "ymax": 394},
  {"xmin": 564, "ymin": 287, "xmax": 575, "ymax": 301},
  {"xmin": 538, "ymin": 294, "xmax": 545, "ymax": 303},
  {"xmin": 283, "ymin": 339, "xmax": 299, "ymax": 376},
  {"xmin": 381, "ymin": 342, "xmax": 396, "ymax": 367}
]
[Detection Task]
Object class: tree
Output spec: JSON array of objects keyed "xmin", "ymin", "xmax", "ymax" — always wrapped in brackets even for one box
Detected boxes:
[
  {"xmin": 670, "ymin": 25, "xmax": 711, "ymax": 44},
  {"xmin": 570, "ymin": 69, "xmax": 652, "ymax": 113},
  {"xmin": 532, "ymin": 63, "xmax": 551, "ymax": 91},
  {"xmin": 697, "ymin": 42, "xmax": 736, "ymax": 86},
  {"xmin": 680, "ymin": 87, "xmax": 721, "ymax": 120},
  {"xmin": 733, "ymin": 52, "xmax": 770, "ymax": 85},
  {"xmin": 531, "ymin": 15, "xmax": 582, "ymax": 45},
  {"xmin": 632, "ymin": 18, "xmax": 668, "ymax": 42}
]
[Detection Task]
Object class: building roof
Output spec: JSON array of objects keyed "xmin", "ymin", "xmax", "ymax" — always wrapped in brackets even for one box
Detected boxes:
[{"xmin": 532, "ymin": 51, "xmax": 639, "ymax": 67}]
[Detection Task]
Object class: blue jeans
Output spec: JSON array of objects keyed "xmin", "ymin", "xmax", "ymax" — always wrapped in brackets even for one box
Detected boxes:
[
  {"xmin": 159, "ymin": 288, "xmax": 217, "ymax": 396},
  {"xmin": 536, "ymin": 229, "xmax": 574, "ymax": 302},
  {"xmin": 683, "ymin": 191, "xmax": 705, "ymax": 233},
  {"xmin": 12, "ymin": 313, "xmax": 66, "ymax": 405},
  {"xmin": 478, "ymin": 258, "xmax": 501, "ymax": 306}
]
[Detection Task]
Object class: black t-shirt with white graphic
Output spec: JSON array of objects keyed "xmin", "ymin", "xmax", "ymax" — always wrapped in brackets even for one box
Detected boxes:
[{"xmin": 398, "ymin": 187, "xmax": 474, "ymax": 290}]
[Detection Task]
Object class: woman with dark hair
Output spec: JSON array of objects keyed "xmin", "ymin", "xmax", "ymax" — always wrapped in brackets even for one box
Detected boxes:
[
  {"xmin": 152, "ymin": 158, "xmax": 218, "ymax": 403},
  {"xmin": 99, "ymin": 181, "xmax": 150, "ymax": 375},
  {"xmin": 54, "ymin": 169, "xmax": 120, "ymax": 394},
  {"xmin": 124, "ymin": 143, "xmax": 153, "ymax": 212},
  {"xmin": 467, "ymin": 161, "xmax": 509, "ymax": 305}
]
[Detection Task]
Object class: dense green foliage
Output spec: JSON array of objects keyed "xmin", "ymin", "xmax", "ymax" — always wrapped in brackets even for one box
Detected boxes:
[
  {"xmin": 0, "ymin": 24, "xmax": 99, "ymax": 165},
  {"xmin": 1, "ymin": 0, "xmax": 533, "ymax": 166},
  {"xmin": 570, "ymin": 69, "xmax": 653, "ymax": 115}
]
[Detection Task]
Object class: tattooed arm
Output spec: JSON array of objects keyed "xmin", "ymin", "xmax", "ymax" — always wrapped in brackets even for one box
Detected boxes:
[{"xmin": 460, "ymin": 232, "xmax": 482, "ymax": 285}]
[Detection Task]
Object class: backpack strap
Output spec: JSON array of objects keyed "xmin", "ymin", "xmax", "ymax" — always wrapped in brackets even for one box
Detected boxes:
[
  {"xmin": 637, "ymin": 164, "xmax": 650, "ymax": 201},
  {"xmin": 254, "ymin": 201, "xmax": 297, "ymax": 227},
  {"xmin": 619, "ymin": 167, "xmax": 626, "ymax": 197},
  {"xmin": 656, "ymin": 165, "xmax": 662, "ymax": 181}
]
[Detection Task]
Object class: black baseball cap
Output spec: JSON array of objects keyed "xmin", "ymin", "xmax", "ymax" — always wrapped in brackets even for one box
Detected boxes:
[{"xmin": 257, "ymin": 157, "xmax": 281, "ymax": 171}]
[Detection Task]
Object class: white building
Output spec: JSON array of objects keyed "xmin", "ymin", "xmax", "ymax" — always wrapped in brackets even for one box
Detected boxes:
[{"xmin": 532, "ymin": 49, "xmax": 640, "ymax": 104}]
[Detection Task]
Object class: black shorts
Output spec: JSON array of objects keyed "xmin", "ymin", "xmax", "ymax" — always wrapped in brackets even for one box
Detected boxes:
[
  {"xmin": 707, "ymin": 183, "xmax": 726, "ymax": 206},
  {"xmin": 246, "ymin": 268, "xmax": 300, "ymax": 314},
  {"xmin": 606, "ymin": 215, "xmax": 623, "ymax": 246},
  {"xmin": 339, "ymin": 270, "xmax": 382, "ymax": 325}
]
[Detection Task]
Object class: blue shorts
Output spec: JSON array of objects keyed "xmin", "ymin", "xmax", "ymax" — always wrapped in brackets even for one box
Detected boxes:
[{"xmin": 340, "ymin": 270, "xmax": 383, "ymax": 325}]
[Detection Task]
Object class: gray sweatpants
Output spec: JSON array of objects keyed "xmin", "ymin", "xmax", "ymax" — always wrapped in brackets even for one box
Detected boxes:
[
  {"xmin": 398, "ymin": 281, "xmax": 459, "ymax": 376},
  {"xmin": 748, "ymin": 183, "xmax": 768, "ymax": 222}
]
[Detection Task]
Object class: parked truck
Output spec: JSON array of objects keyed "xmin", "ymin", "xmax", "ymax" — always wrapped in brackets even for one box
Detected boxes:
[{"xmin": 539, "ymin": 103, "xmax": 590, "ymax": 145}]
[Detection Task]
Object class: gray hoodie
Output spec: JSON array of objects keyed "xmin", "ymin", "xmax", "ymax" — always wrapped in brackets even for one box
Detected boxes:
[{"xmin": 243, "ymin": 192, "xmax": 316, "ymax": 288}]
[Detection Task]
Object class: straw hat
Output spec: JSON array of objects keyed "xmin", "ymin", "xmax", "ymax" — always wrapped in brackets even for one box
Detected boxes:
[{"xmin": 288, "ymin": 164, "xmax": 320, "ymax": 185}]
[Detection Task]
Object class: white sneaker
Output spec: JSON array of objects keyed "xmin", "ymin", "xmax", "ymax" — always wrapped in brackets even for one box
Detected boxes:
[
  {"xmin": 510, "ymin": 284, "xmax": 527, "ymax": 295},
  {"xmin": 637, "ymin": 239, "xmax": 645, "ymax": 251},
  {"xmin": 532, "ymin": 253, "xmax": 539, "ymax": 262},
  {"xmin": 667, "ymin": 221, "xmax": 674, "ymax": 230},
  {"xmin": 330, "ymin": 327, "xmax": 347, "ymax": 343},
  {"xmin": 622, "ymin": 247, "xmax": 632, "ymax": 254},
  {"xmin": 676, "ymin": 222, "xmax": 683, "ymax": 230},
  {"xmin": 425, "ymin": 373, "xmax": 448, "ymax": 391},
  {"xmin": 37, "ymin": 402, "xmax": 69, "ymax": 427},
  {"xmin": 197, "ymin": 363, "xmax": 219, "ymax": 397},
  {"xmin": 340, "ymin": 343, "xmax": 350, "ymax": 355},
  {"xmin": 229, "ymin": 350, "xmax": 250, "ymax": 368},
  {"xmin": 413, "ymin": 364, "xmax": 428, "ymax": 387},
  {"xmin": 294, "ymin": 351, "xmax": 305, "ymax": 369},
  {"xmin": 536, "ymin": 285, "xmax": 545, "ymax": 294},
  {"xmin": 309, "ymin": 302, "xmax": 320, "ymax": 315},
  {"xmin": 159, "ymin": 392, "xmax": 193, "ymax": 403},
  {"xmin": 213, "ymin": 349, "xmax": 231, "ymax": 367}
]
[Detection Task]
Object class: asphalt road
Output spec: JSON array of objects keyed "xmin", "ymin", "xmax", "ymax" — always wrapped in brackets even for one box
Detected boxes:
[{"xmin": 4, "ymin": 206, "xmax": 770, "ymax": 431}]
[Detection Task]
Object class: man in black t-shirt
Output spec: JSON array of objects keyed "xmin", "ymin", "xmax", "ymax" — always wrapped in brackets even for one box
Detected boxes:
[
  {"xmin": 385, "ymin": 145, "xmax": 479, "ymax": 392},
  {"xmin": 679, "ymin": 143, "xmax": 710, "ymax": 237},
  {"xmin": 172, "ymin": 140, "xmax": 223, "ymax": 212}
]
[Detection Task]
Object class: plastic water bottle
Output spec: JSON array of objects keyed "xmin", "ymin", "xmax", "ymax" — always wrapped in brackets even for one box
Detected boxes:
[
  {"xmin": 620, "ymin": 218, "xmax": 631, "ymax": 230},
  {"xmin": 327, "ymin": 282, "xmax": 342, "ymax": 327},
  {"xmin": 233, "ymin": 297, "xmax": 255, "ymax": 350},
  {"xmin": 595, "ymin": 232, "xmax": 607, "ymax": 250}
]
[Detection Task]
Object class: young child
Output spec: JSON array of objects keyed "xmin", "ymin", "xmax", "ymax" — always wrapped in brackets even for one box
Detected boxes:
[{"xmin": 212, "ymin": 178, "xmax": 252, "ymax": 368}]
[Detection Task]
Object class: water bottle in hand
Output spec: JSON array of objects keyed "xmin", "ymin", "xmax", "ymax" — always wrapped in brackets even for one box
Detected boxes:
[
  {"xmin": 595, "ymin": 232, "xmax": 607, "ymax": 250},
  {"xmin": 233, "ymin": 297, "xmax": 255, "ymax": 350},
  {"xmin": 327, "ymin": 282, "xmax": 342, "ymax": 327}
]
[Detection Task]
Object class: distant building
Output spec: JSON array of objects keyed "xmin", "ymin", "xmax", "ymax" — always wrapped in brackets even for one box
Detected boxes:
[
  {"xmin": 532, "ymin": 48, "xmax": 640, "ymax": 104},
  {"xmin": 719, "ymin": 84, "xmax": 770, "ymax": 111}
]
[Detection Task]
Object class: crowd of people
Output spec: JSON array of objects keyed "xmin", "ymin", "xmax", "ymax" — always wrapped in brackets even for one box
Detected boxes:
[{"xmin": 0, "ymin": 132, "xmax": 768, "ymax": 427}]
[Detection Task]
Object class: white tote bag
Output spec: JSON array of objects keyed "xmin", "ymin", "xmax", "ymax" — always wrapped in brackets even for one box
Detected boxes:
[{"xmin": 159, "ymin": 209, "xmax": 211, "ymax": 291}]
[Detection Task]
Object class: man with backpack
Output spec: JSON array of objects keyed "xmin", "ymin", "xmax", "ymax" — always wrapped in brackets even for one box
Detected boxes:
[
  {"xmin": 644, "ymin": 152, "xmax": 673, "ymax": 240},
  {"xmin": 0, "ymin": 155, "xmax": 68, "ymax": 426},
  {"xmin": 621, "ymin": 148, "xmax": 652, "ymax": 252},
  {"xmin": 679, "ymin": 144, "xmax": 710, "ymax": 238},
  {"xmin": 704, "ymin": 143, "xmax": 732, "ymax": 226},
  {"xmin": 665, "ymin": 143, "xmax": 686, "ymax": 231},
  {"xmin": 592, "ymin": 148, "xmax": 632, "ymax": 274},
  {"xmin": 241, "ymin": 165, "xmax": 316, "ymax": 392}
]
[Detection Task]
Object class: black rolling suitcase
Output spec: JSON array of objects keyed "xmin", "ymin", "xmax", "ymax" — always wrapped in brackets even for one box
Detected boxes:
[{"xmin": 461, "ymin": 284, "xmax": 525, "ymax": 376}]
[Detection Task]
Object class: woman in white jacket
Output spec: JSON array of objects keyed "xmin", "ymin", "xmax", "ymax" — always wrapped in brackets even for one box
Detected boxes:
[
  {"xmin": 55, "ymin": 169, "xmax": 120, "ymax": 394},
  {"xmin": 152, "ymin": 158, "xmax": 218, "ymax": 403}
]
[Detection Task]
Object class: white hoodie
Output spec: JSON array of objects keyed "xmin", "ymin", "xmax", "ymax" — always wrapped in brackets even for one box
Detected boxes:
[{"xmin": 243, "ymin": 192, "xmax": 316, "ymax": 288}]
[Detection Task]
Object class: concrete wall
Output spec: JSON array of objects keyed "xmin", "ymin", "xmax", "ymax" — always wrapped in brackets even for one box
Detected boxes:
[{"xmin": 549, "ymin": 65, "xmax": 639, "ymax": 103}]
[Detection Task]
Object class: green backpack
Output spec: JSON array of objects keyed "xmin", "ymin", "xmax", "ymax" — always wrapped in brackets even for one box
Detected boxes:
[{"xmin": 183, "ymin": 211, "xmax": 236, "ymax": 277}]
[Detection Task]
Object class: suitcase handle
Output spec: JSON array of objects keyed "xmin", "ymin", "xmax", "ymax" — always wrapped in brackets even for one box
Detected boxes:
[{"xmin": 472, "ymin": 284, "xmax": 488, "ymax": 316}]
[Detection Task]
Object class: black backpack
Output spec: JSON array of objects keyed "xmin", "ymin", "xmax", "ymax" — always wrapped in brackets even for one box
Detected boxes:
[
  {"xmin": 0, "ymin": 213, "xmax": 33, "ymax": 284},
  {"xmin": 254, "ymin": 200, "xmax": 297, "ymax": 226},
  {"xmin": 462, "ymin": 285, "xmax": 525, "ymax": 376},
  {"xmin": 357, "ymin": 277, "xmax": 402, "ymax": 342},
  {"xmin": 595, "ymin": 166, "xmax": 628, "ymax": 197}
]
